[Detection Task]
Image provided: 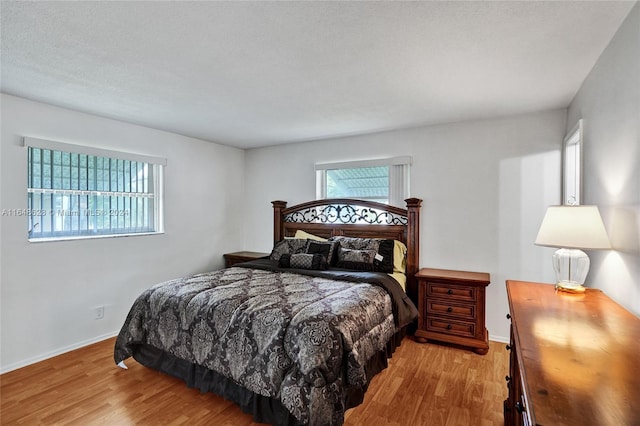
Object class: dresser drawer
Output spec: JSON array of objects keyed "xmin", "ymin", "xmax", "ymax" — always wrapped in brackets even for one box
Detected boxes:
[
  {"xmin": 426, "ymin": 299, "xmax": 476, "ymax": 321},
  {"xmin": 426, "ymin": 282, "xmax": 477, "ymax": 302},
  {"xmin": 426, "ymin": 317, "xmax": 476, "ymax": 338}
]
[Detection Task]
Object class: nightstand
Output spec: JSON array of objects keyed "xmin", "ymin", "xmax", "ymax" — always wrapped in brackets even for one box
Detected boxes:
[
  {"xmin": 415, "ymin": 268, "xmax": 490, "ymax": 354},
  {"xmin": 223, "ymin": 251, "xmax": 270, "ymax": 268}
]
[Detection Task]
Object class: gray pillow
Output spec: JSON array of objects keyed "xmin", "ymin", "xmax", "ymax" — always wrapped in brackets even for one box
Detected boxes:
[{"xmin": 269, "ymin": 239, "xmax": 308, "ymax": 261}]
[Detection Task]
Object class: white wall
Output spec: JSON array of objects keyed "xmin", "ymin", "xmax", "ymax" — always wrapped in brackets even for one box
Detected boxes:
[
  {"xmin": 567, "ymin": 3, "xmax": 640, "ymax": 315},
  {"xmin": 3, "ymin": 4, "xmax": 635, "ymax": 370},
  {"xmin": 244, "ymin": 110, "xmax": 566, "ymax": 342},
  {"xmin": 0, "ymin": 94, "xmax": 245, "ymax": 372}
]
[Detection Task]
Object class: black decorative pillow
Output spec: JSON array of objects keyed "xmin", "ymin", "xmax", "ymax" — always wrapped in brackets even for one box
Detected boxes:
[
  {"xmin": 269, "ymin": 239, "xmax": 308, "ymax": 261},
  {"xmin": 328, "ymin": 236, "xmax": 394, "ymax": 273},
  {"xmin": 279, "ymin": 253, "xmax": 327, "ymax": 270},
  {"xmin": 374, "ymin": 239, "xmax": 395, "ymax": 273},
  {"xmin": 305, "ymin": 240, "xmax": 339, "ymax": 265},
  {"xmin": 336, "ymin": 247, "xmax": 376, "ymax": 271}
]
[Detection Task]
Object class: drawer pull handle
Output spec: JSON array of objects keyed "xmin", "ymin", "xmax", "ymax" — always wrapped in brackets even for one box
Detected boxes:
[
  {"xmin": 506, "ymin": 344, "xmax": 511, "ymax": 351},
  {"xmin": 446, "ymin": 324, "xmax": 452, "ymax": 330},
  {"xmin": 505, "ymin": 375, "xmax": 511, "ymax": 382},
  {"xmin": 447, "ymin": 307, "xmax": 453, "ymax": 312},
  {"xmin": 506, "ymin": 313, "xmax": 511, "ymax": 320},
  {"xmin": 447, "ymin": 289, "xmax": 453, "ymax": 295}
]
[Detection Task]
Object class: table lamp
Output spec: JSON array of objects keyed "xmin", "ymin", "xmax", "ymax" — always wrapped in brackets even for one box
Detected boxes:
[{"xmin": 535, "ymin": 205, "xmax": 610, "ymax": 292}]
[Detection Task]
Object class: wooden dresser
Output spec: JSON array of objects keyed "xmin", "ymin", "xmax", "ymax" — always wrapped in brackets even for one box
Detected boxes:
[
  {"xmin": 504, "ymin": 280, "xmax": 640, "ymax": 426},
  {"xmin": 415, "ymin": 268, "xmax": 490, "ymax": 354}
]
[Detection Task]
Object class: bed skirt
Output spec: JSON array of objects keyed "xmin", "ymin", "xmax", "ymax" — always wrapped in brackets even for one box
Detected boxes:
[{"xmin": 130, "ymin": 327, "xmax": 408, "ymax": 426}]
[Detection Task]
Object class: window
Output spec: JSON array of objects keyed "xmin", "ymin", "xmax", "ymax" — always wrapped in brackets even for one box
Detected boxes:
[
  {"xmin": 24, "ymin": 137, "xmax": 165, "ymax": 241},
  {"xmin": 316, "ymin": 157, "xmax": 411, "ymax": 206}
]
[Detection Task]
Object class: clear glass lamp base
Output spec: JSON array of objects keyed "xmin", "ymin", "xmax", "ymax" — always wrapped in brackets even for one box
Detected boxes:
[
  {"xmin": 552, "ymin": 248, "xmax": 590, "ymax": 293},
  {"xmin": 555, "ymin": 280, "xmax": 586, "ymax": 293}
]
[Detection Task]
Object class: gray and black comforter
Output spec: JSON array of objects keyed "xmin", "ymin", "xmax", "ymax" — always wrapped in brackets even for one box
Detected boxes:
[{"xmin": 114, "ymin": 259, "xmax": 417, "ymax": 425}]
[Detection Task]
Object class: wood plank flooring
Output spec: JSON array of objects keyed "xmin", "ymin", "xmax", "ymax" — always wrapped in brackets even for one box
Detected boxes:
[{"xmin": 1, "ymin": 337, "xmax": 508, "ymax": 425}]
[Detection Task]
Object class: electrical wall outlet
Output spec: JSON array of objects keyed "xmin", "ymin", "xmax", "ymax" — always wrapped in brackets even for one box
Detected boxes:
[{"xmin": 94, "ymin": 306, "xmax": 105, "ymax": 320}]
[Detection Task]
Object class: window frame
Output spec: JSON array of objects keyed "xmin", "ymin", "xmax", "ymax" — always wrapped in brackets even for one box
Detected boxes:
[
  {"xmin": 23, "ymin": 137, "xmax": 166, "ymax": 242},
  {"xmin": 562, "ymin": 119, "xmax": 583, "ymax": 206},
  {"xmin": 315, "ymin": 156, "xmax": 411, "ymax": 207}
]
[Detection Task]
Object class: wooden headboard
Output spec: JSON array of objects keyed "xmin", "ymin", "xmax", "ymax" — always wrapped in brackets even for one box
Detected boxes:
[{"xmin": 272, "ymin": 198, "xmax": 423, "ymax": 303}]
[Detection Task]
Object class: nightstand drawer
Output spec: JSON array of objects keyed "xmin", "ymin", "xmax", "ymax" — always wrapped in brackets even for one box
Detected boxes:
[
  {"xmin": 426, "ymin": 300, "xmax": 476, "ymax": 320},
  {"xmin": 427, "ymin": 282, "xmax": 477, "ymax": 302},
  {"xmin": 426, "ymin": 317, "xmax": 476, "ymax": 338}
]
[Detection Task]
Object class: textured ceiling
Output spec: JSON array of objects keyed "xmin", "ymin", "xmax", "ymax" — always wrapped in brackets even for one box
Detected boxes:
[{"xmin": 1, "ymin": 1, "xmax": 635, "ymax": 149}]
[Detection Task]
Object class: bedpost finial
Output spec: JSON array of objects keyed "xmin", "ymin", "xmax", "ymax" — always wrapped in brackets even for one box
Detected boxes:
[{"xmin": 405, "ymin": 198, "xmax": 423, "ymax": 208}]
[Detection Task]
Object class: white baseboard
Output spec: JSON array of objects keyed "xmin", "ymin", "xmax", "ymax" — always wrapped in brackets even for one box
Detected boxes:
[
  {"xmin": 1, "ymin": 330, "xmax": 119, "ymax": 374},
  {"xmin": 489, "ymin": 333, "xmax": 509, "ymax": 344}
]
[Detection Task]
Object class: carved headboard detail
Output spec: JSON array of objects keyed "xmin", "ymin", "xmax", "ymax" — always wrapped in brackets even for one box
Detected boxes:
[{"xmin": 272, "ymin": 198, "xmax": 423, "ymax": 304}]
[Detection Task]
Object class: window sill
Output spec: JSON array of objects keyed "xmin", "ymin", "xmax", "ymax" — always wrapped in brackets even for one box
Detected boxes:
[{"xmin": 28, "ymin": 231, "xmax": 164, "ymax": 243}]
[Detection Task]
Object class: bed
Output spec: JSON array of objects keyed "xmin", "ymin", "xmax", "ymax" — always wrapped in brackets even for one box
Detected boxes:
[{"xmin": 114, "ymin": 198, "xmax": 422, "ymax": 426}]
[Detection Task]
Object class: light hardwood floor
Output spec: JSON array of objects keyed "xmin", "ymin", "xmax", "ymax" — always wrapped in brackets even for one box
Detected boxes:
[{"xmin": 1, "ymin": 337, "xmax": 508, "ymax": 425}]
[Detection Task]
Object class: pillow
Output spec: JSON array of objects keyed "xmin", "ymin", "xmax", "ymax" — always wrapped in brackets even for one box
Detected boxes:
[
  {"xmin": 336, "ymin": 247, "xmax": 377, "ymax": 271},
  {"xmin": 328, "ymin": 236, "xmax": 394, "ymax": 273},
  {"xmin": 305, "ymin": 240, "xmax": 339, "ymax": 265},
  {"xmin": 375, "ymin": 239, "xmax": 395, "ymax": 273},
  {"xmin": 294, "ymin": 230, "xmax": 327, "ymax": 241},
  {"xmin": 269, "ymin": 239, "xmax": 308, "ymax": 261},
  {"xmin": 393, "ymin": 240, "xmax": 408, "ymax": 274},
  {"xmin": 279, "ymin": 253, "xmax": 327, "ymax": 270}
]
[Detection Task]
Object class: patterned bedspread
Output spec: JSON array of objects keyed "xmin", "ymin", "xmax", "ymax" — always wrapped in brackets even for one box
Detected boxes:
[{"xmin": 114, "ymin": 260, "xmax": 417, "ymax": 425}]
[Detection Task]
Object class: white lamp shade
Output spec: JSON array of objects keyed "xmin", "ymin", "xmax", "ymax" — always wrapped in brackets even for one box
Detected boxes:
[{"xmin": 535, "ymin": 205, "xmax": 611, "ymax": 250}]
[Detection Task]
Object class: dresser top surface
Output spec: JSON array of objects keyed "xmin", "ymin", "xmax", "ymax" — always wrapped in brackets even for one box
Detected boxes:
[{"xmin": 506, "ymin": 280, "xmax": 640, "ymax": 426}]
